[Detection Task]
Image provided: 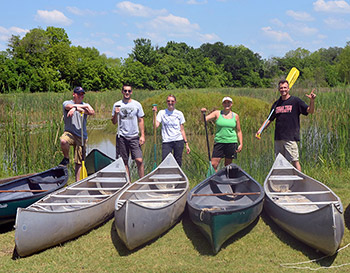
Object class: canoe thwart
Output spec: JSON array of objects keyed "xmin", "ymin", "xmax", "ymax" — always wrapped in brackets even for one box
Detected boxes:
[
  {"xmin": 88, "ymin": 177, "xmax": 127, "ymax": 183},
  {"xmin": 126, "ymin": 189, "xmax": 185, "ymax": 193},
  {"xmin": 137, "ymin": 181, "xmax": 187, "ymax": 185},
  {"xmin": 149, "ymin": 174, "xmax": 183, "ymax": 180},
  {"xmin": 278, "ymin": 201, "xmax": 339, "ymax": 206},
  {"xmin": 268, "ymin": 175, "xmax": 303, "ymax": 181},
  {"xmin": 269, "ymin": 191, "xmax": 331, "ymax": 195},
  {"xmin": 192, "ymin": 192, "xmax": 260, "ymax": 197}
]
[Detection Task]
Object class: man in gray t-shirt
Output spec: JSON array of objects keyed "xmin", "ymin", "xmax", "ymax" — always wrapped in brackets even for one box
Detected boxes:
[
  {"xmin": 59, "ymin": 87, "xmax": 95, "ymax": 181},
  {"xmin": 111, "ymin": 84, "xmax": 145, "ymax": 179}
]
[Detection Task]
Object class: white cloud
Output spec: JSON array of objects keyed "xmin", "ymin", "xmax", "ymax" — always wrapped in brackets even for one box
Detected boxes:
[
  {"xmin": 115, "ymin": 1, "xmax": 167, "ymax": 17},
  {"xmin": 313, "ymin": 0, "xmax": 350, "ymax": 13},
  {"xmin": 35, "ymin": 10, "xmax": 73, "ymax": 26},
  {"xmin": 261, "ymin": 27, "xmax": 293, "ymax": 42},
  {"xmin": 148, "ymin": 14, "xmax": 200, "ymax": 33},
  {"xmin": 0, "ymin": 26, "xmax": 29, "ymax": 42},
  {"xmin": 198, "ymin": 33, "xmax": 220, "ymax": 42},
  {"xmin": 271, "ymin": 18, "xmax": 285, "ymax": 27},
  {"xmin": 324, "ymin": 17, "xmax": 350, "ymax": 28},
  {"xmin": 66, "ymin": 6, "xmax": 107, "ymax": 17},
  {"xmin": 187, "ymin": 0, "xmax": 208, "ymax": 4},
  {"xmin": 286, "ymin": 10, "xmax": 314, "ymax": 21}
]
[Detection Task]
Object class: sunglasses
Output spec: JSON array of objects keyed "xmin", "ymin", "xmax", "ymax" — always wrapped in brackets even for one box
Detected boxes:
[
  {"xmin": 123, "ymin": 89, "xmax": 132, "ymax": 93},
  {"xmin": 167, "ymin": 100, "xmax": 175, "ymax": 103}
]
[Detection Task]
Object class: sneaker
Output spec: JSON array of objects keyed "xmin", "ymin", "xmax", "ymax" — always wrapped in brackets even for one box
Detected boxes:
[{"xmin": 59, "ymin": 157, "xmax": 70, "ymax": 166}]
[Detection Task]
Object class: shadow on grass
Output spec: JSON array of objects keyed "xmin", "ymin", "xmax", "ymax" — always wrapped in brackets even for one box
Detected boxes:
[
  {"xmin": 12, "ymin": 216, "xmax": 113, "ymax": 259},
  {"xmin": 0, "ymin": 221, "xmax": 15, "ymax": 234},
  {"xmin": 261, "ymin": 210, "xmax": 337, "ymax": 266},
  {"xmin": 110, "ymin": 218, "xmax": 179, "ymax": 256},
  {"xmin": 182, "ymin": 208, "xmax": 259, "ymax": 256},
  {"xmin": 344, "ymin": 203, "xmax": 350, "ymax": 230}
]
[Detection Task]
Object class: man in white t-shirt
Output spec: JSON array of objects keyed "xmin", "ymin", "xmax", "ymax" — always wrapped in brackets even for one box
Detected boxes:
[
  {"xmin": 112, "ymin": 84, "xmax": 145, "ymax": 178},
  {"xmin": 153, "ymin": 94, "xmax": 190, "ymax": 167}
]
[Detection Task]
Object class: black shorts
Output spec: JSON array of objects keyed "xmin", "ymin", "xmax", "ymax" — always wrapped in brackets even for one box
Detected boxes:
[
  {"xmin": 212, "ymin": 142, "xmax": 238, "ymax": 159},
  {"xmin": 116, "ymin": 136, "xmax": 143, "ymax": 163}
]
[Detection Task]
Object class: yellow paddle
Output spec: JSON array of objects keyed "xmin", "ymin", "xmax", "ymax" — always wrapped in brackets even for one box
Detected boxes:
[
  {"xmin": 80, "ymin": 112, "xmax": 88, "ymax": 180},
  {"xmin": 256, "ymin": 67, "xmax": 300, "ymax": 139}
]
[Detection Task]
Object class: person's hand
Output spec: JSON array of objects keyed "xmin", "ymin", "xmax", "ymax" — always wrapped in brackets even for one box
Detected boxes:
[
  {"xmin": 114, "ymin": 105, "xmax": 120, "ymax": 115},
  {"xmin": 236, "ymin": 144, "xmax": 242, "ymax": 153},
  {"xmin": 306, "ymin": 89, "xmax": 316, "ymax": 100},
  {"xmin": 85, "ymin": 105, "xmax": 94, "ymax": 114},
  {"xmin": 139, "ymin": 135, "xmax": 145, "ymax": 146},
  {"xmin": 67, "ymin": 107, "xmax": 76, "ymax": 117},
  {"xmin": 255, "ymin": 131, "xmax": 262, "ymax": 140},
  {"xmin": 152, "ymin": 105, "xmax": 157, "ymax": 112},
  {"xmin": 185, "ymin": 143, "xmax": 190, "ymax": 154},
  {"xmin": 201, "ymin": 108, "xmax": 207, "ymax": 113}
]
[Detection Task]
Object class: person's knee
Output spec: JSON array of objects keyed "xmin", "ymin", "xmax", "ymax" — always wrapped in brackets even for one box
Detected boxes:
[{"xmin": 135, "ymin": 158, "xmax": 143, "ymax": 165}]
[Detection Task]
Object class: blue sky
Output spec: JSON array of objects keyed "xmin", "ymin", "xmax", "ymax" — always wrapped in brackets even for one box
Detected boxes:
[{"xmin": 1, "ymin": 0, "xmax": 350, "ymax": 60}]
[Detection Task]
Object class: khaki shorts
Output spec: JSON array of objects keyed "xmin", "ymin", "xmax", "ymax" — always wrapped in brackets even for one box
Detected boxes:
[
  {"xmin": 60, "ymin": 131, "xmax": 86, "ymax": 164},
  {"xmin": 274, "ymin": 140, "xmax": 299, "ymax": 162}
]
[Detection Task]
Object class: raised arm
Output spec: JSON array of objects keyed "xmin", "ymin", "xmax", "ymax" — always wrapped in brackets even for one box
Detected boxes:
[{"xmin": 306, "ymin": 88, "xmax": 316, "ymax": 114}]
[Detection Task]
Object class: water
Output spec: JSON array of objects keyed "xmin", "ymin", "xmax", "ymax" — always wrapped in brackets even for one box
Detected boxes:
[{"xmin": 86, "ymin": 130, "xmax": 116, "ymax": 159}]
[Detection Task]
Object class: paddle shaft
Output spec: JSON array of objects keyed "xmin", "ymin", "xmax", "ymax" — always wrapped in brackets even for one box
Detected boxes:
[
  {"xmin": 192, "ymin": 192, "xmax": 260, "ymax": 197},
  {"xmin": 0, "ymin": 189, "xmax": 47, "ymax": 193},
  {"xmin": 115, "ymin": 104, "xmax": 121, "ymax": 158},
  {"xmin": 203, "ymin": 112, "xmax": 211, "ymax": 162},
  {"xmin": 152, "ymin": 104, "xmax": 157, "ymax": 169}
]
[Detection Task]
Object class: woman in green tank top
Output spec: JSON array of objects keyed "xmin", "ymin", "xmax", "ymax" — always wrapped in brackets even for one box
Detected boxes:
[{"xmin": 201, "ymin": 96, "xmax": 243, "ymax": 171}]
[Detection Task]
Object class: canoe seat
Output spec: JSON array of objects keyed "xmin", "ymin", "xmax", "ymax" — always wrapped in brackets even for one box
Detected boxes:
[
  {"xmin": 269, "ymin": 191, "xmax": 331, "ymax": 195},
  {"xmin": 69, "ymin": 187, "xmax": 123, "ymax": 191},
  {"xmin": 211, "ymin": 175, "xmax": 249, "ymax": 185},
  {"xmin": 88, "ymin": 177, "xmax": 127, "ymax": 183},
  {"xmin": 149, "ymin": 174, "xmax": 183, "ymax": 180},
  {"xmin": 126, "ymin": 189, "xmax": 184, "ymax": 193},
  {"xmin": 138, "ymin": 181, "xmax": 187, "ymax": 185},
  {"xmin": 268, "ymin": 175, "xmax": 303, "ymax": 181}
]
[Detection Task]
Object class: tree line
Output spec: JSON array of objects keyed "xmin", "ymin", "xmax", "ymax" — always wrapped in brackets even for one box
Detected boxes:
[{"xmin": 1, "ymin": 26, "xmax": 350, "ymax": 93}]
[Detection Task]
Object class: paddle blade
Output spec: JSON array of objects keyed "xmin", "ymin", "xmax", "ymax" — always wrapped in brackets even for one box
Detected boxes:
[
  {"xmin": 206, "ymin": 163, "xmax": 216, "ymax": 178},
  {"xmin": 80, "ymin": 161, "xmax": 88, "ymax": 180},
  {"xmin": 286, "ymin": 67, "xmax": 300, "ymax": 89}
]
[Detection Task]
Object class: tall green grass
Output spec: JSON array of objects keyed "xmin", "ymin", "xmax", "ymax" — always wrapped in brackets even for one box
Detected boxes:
[{"xmin": 1, "ymin": 87, "xmax": 349, "ymax": 185}]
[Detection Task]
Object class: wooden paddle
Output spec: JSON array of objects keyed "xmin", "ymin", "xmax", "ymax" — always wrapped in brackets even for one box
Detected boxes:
[
  {"xmin": 0, "ymin": 189, "xmax": 47, "ymax": 193},
  {"xmin": 80, "ymin": 112, "xmax": 88, "ymax": 180},
  {"xmin": 256, "ymin": 67, "xmax": 300, "ymax": 139},
  {"xmin": 192, "ymin": 192, "xmax": 260, "ymax": 197},
  {"xmin": 152, "ymin": 104, "xmax": 157, "ymax": 170},
  {"xmin": 202, "ymin": 111, "xmax": 216, "ymax": 178}
]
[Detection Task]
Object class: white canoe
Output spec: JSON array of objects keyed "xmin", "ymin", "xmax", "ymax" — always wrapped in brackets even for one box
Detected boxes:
[
  {"xmin": 15, "ymin": 158, "xmax": 129, "ymax": 257},
  {"xmin": 115, "ymin": 153, "xmax": 189, "ymax": 250},
  {"xmin": 264, "ymin": 153, "xmax": 344, "ymax": 255}
]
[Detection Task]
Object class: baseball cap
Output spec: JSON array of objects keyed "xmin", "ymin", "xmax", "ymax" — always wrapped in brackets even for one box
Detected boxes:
[
  {"xmin": 222, "ymin": 96, "xmax": 232, "ymax": 103},
  {"xmin": 73, "ymin": 86, "xmax": 85, "ymax": 94}
]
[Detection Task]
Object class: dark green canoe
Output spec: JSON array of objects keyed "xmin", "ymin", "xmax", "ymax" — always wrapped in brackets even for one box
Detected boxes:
[
  {"xmin": 85, "ymin": 149, "xmax": 115, "ymax": 176},
  {"xmin": 187, "ymin": 164, "xmax": 264, "ymax": 253},
  {"xmin": 0, "ymin": 166, "xmax": 68, "ymax": 225}
]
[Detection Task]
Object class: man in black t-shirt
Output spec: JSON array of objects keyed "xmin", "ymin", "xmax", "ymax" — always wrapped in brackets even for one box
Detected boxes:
[{"xmin": 256, "ymin": 80, "xmax": 316, "ymax": 171}]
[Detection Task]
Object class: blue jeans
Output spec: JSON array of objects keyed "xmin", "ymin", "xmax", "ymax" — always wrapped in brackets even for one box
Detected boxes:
[{"xmin": 162, "ymin": 140, "xmax": 185, "ymax": 167}]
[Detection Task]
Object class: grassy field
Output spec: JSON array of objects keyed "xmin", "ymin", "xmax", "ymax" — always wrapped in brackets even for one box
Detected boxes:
[{"xmin": 1, "ymin": 87, "xmax": 350, "ymax": 272}]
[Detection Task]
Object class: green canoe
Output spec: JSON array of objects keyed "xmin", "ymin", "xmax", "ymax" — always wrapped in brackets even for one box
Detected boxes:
[
  {"xmin": 187, "ymin": 164, "xmax": 264, "ymax": 253},
  {"xmin": 85, "ymin": 149, "xmax": 115, "ymax": 176}
]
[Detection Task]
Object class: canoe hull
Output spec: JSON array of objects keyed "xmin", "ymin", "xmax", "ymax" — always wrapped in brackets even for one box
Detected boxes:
[
  {"xmin": 188, "ymin": 200, "xmax": 263, "ymax": 253},
  {"xmin": 15, "ymin": 195, "xmax": 116, "ymax": 257},
  {"xmin": 115, "ymin": 153, "xmax": 189, "ymax": 250},
  {"xmin": 0, "ymin": 166, "xmax": 68, "ymax": 225},
  {"xmin": 264, "ymin": 153, "xmax": 344, "ymax": 255},
  {"xmin": 15, "ymin": 156, "xmax": 129, "ymax": 257},
  {"xmin": 264, "ymin": 198, "xmax": 344, "ymax": 255},
  {"xmin": 115, "ymin": 193, "xmax": 187, "ymax": 250},
  {"xmin": 187, "ymin": 164, "xmax": 264, "ymax": 253}
]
